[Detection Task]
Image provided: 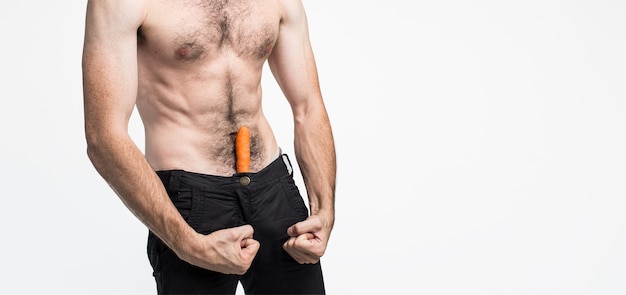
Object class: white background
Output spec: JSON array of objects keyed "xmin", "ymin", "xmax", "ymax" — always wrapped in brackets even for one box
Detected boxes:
[{"xmin": 1, "ymin": 1, "xmax": 625, "ymax": 294}]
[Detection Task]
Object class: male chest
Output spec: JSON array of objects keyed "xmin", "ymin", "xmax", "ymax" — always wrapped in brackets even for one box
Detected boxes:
[{"xmin": 139, "ymin": 0, "xmax": 281, "ymax": 62}]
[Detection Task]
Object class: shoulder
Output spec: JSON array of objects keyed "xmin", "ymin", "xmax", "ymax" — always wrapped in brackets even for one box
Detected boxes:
[
  {"xmin": 85, "ymin": 0, "xmax": 148, "ymax": 31},
  {"xmin": 276, "ymin": 0, "xmax": 306, "ymax": 23}
]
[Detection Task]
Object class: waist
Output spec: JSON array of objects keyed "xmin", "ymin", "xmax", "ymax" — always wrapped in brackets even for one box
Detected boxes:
[
  {"xmin": 144, "ymin": 128, "xmax": 279, "ymax": 176},
  {"xmin": 156, "ymin": 153, "xmax": 294, "ymax": 191}
]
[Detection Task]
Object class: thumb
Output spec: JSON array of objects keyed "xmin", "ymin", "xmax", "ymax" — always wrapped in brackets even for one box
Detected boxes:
[
  {"xmin": 287, "ymin": 217, "xmax": 320, "ymax": 237},
  {"xmin": 234, "ymin": 224, "xmax": 255, "ymax": 239},
  {"xmin": 287, "ymin": 220, "xmax": 316, "ymax": 237}
]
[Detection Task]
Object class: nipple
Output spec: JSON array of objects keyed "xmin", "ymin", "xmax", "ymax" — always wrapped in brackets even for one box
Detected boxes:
[
  {"xmin": 176, "ymin": 47, "xmax": 190, "ymax": 58},
  {"xmin": 174, "ymin": 41, "xmax": 205, "ymax": 61},
  {"xmin": 264, "ymin": 44, "xmax": 272, "ymax": 56}
]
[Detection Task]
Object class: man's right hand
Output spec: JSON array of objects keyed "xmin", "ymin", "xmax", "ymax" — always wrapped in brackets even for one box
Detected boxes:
[{"xmin": 175, "ymin": 225, "xmax": 260, "ymax": 275}]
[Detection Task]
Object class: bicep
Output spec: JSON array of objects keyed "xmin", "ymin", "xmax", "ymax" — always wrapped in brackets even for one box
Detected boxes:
[
  {"xmin": 82, "ymin": 0, "xmax": 145, "ymax": 134},
  {"xmin": 268, "ymin": 0, "xmax": 322, "ymax": 114}
]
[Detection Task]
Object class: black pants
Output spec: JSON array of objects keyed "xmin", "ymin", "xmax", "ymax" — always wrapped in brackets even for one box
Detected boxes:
[{"xmin": 147, "ymin": 154, "xmax": 325, "ymax": 294}]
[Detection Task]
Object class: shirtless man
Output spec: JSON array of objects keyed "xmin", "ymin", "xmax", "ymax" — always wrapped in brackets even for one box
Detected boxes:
[{"xmin": 82, "ymin": 0, "xmax": 335, "ymax": 293}]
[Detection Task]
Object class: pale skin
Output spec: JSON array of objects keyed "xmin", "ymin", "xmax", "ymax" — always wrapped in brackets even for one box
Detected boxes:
[{"xmin": 82, "ymin": 0, "xmax": 335, "ymax": 275}]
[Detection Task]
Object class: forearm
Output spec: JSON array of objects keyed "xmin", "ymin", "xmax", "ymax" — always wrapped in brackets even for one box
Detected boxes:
[
  {"xmin": 293, "ymin": 104, "xmax": 336, "ymax": 223},
  {"xmin": 283, "ymin": 104, "xmax": 336, "ymax": 262},
  {"xmin": 86, "ymin": 132, "xmax": 193, "ymax": 251}
]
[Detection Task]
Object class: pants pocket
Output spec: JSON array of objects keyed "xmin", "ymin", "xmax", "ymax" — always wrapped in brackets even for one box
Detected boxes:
[
  {"xmin": 280, "ymin": 175, "xmax": 309, "ymax": 219},
  {"xmin": 169, "ymin": 188, "xmax": 193, "ymax": 221},
  {"xmin": 187, "ymin": 189, "xmax": 241, "ymax": 235}
]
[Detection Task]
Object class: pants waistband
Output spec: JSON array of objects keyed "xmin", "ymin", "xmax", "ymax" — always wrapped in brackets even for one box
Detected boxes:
[{"xmin": 156, "ymin": 153, "xmax": 294, "ymax": 192}]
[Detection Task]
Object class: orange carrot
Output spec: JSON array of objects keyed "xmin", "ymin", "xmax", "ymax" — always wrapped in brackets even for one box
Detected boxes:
[{"xmin": 236, "ymin": 126, "xmax": 251, "ymax": 173}]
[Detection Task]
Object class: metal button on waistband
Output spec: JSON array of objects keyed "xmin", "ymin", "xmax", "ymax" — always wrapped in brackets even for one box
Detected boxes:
[{"xmin": 239, "ymin": 176, "xmax": 251, "ymax": 186}]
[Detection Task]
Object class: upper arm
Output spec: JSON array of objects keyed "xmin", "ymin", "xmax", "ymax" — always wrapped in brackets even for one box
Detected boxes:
[
  {"xmin": 82, "ymin": 0, "xmax": 146, "ymax": 139},
  {"xmin": 268, "ymin": 0, "xmax": 323, "ymax": 117}
]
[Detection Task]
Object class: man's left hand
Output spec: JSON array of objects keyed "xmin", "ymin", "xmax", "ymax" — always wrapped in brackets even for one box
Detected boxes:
[{"xmin": 283, "ymin": 214, "xmax": 332, "ymax": 264}]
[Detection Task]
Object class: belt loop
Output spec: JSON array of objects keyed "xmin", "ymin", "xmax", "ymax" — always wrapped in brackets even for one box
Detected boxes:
[{"xmin": 282, "ymin": 154, "xmax": 293, "ymax": 175}]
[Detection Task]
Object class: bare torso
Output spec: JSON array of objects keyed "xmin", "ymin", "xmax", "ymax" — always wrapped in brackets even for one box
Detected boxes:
[{"xmin": 136, "ymin": 0, "xmax": 282, "ymax": 176}]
